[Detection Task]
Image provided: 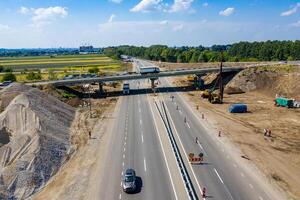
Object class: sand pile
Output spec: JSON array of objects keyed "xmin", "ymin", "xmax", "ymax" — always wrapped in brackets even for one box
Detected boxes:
[{"xmin": 0, "ymin": 83, "xmax": 75, "ymax": 199}]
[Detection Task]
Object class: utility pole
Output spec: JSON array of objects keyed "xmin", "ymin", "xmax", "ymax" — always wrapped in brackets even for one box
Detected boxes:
[{"xmin": 219, "ymin": 51, "xmax": 224, "ymax": 102}]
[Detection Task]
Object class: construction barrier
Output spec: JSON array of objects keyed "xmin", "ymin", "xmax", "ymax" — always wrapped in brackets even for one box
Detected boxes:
[{"xmin": 188, "ymin": 154, "xmax": 203, "ymax": 164}]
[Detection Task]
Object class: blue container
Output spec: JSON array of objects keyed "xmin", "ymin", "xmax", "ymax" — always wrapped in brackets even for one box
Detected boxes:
[{"xmin": 229, "ymin": 104, "xmax": 247, "ymax": 113}]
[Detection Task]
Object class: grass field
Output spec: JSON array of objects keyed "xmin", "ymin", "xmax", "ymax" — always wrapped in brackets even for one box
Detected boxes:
[{"xmin": 0, "ymin": 54, "xmax": 120, "ymax": 70}]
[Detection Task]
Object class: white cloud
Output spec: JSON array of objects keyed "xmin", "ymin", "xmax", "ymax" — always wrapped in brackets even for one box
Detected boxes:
[
  {"xmin": 19, "ymin": 6, "xmax": 30, "ymax": 14},
  {"xmin": 281, "ymin": 3, "xmax": 300, "ymax": 16},
  {"xmin": 169, "ymin": 0, "xmax": 194, "ymax": 13},
  {"xmin": 173, "ymin": 24, "xmax": 184, "ymax": 31},
  {"xmin": 219, "ymin": 7, "xmax": 235, "ymax": 16},
  {"xmin": 109, "ymin": 0, "xmax": 123, "ymax": 3},
  {"xmin": 108, "ymin": 14, "xmax": 116, "ymax": 23},
  {"xmin": 203, "ymin": 2, "xmax": 208, "ymax": 7},
  {"xmin": 159, "ymin": 20, "xmax": 169, "ymax": 25},
  {"xmin": 130, "ymin": 0, "xmax": 162, "ymax": 12},
  {"xmin": 290, "ymin": 20, "xmax": 300, "ymax": 27},
  {"xmin": 19, "ymin": 6, "xmax": 68, "ymax": 27},
  {"xmin": 0, "ymin": 24, "xmax": 11, "ymax": 31}
]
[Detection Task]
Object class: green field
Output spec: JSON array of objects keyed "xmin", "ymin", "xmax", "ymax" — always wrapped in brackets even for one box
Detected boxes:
[
  {"xmin": 0, "ymin": 54, "xmax": 120, "ymax": 70},
  {"xmin": 0, "ymin": 54, "xmax": 130, "ymax": 82}
]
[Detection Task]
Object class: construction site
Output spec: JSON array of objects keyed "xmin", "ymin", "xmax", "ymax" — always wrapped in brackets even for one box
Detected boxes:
[
  {"xmin": 161, "ymin": 62, "xmax": 300, "ymax": 199},
  {"xmin": 0, "ymin": 58, "xmax": 299, "ymax": 199}
]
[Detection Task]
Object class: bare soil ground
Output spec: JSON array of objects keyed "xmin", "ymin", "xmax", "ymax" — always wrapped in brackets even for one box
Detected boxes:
[{"xmin": 171, "ymin": 65, "xmax": 300, "ymax": 199}]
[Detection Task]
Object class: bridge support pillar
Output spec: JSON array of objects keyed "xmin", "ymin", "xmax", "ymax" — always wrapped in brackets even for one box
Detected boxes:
[
  {"xmin": 99, "ymin": 82, "xmax": 104, "ymax": 94},
  {"xmin": 150, "ymin": 78, "xmax": 158, "ymax": 92}
]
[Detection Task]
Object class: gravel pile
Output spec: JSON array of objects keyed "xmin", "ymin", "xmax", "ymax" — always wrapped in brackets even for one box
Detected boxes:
[{"xmin": 0, "ymin": 83, "xmax": 75, "ymax": 199}]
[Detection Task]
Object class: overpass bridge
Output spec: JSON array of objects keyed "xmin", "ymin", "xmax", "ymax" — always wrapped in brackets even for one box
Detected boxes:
[{"xmin": 30, "ymin": 66, "xmax": 244, "ymax": 88}]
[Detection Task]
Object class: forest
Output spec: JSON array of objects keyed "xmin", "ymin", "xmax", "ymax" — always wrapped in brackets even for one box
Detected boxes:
[{"xmin": 103, "ymin": 40, "xmax": 300, "ymax": 63}]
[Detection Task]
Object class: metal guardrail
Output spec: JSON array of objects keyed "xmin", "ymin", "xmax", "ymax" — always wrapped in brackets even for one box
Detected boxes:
[{"xmin": 155, "ymin": 100, "xmax": 198, "ymax": 200}]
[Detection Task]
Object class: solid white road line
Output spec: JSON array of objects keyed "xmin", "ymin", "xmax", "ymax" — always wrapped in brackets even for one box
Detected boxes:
[
  {"xmin": 144, "ymin": 158, "xmax": 147, "ymax": 172},
  {"xmin": 119, "ymin": 193, "xmax": 121, "ymax": 200},
  {"xmin": 214, "ymin": 168, "xmax": 224, "ymax": 184},
  {"xmin": 148, "ymin": 95, "xmax": 179, "ymax": 200}
]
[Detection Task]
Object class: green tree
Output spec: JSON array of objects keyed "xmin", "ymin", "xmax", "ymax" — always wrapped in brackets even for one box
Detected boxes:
[
  {"xmin": 3, "ymin": 68, "xmax": 12, "ymax": 73},
  {"xmin": 48, "ymin": 69, "xmax": 58, "ymax": 80},
  {"xmin": 88, "ymin": 67, "xmax": 99, "ymax": 74},
  {"xmin": 26, "ymin": 71, "xmax": 42, "ymax": 80},
  {"xmin": 198, "ymin": 52, "xmax": 208, "ymax": 62},
  {"xmin": 2, "ymin": 72, "xmax": 16, "ymax": 82}
]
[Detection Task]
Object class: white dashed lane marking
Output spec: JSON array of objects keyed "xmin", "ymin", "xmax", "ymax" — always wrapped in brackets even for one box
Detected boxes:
[
  {"xmin": 144, "ymin": 158, "xmax": 147, "ymax": 172},
  {"xmin": 186, "ymin": 122, "xmax": 191, "ymax": 129},
  {"xmin": 214, "ymin": 168, "xmax": 224, "ymax": 184},
  {"xmin": 249, "ymin": 183, "xmax": 254, "ymax": 189}
]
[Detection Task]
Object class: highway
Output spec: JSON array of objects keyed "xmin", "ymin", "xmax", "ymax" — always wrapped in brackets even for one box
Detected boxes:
[
  {"xmin": 98, "ymin": 79, "xmax": 180, "ymax": 200},
  {"xmin": 98, "ymin": 59, "xmax": 283, "ymax": 200}
]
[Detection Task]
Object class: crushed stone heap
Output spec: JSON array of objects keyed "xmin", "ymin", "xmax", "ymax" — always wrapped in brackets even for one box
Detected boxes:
[{"xmin": 0, "ymin": 83, "xmax": 75, "ymax": 199}]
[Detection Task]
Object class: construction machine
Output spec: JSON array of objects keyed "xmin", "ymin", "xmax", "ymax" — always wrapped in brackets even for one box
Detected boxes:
[{"xmin": 205, "ymin": 52, "xmax": 224, "ymax": 104}]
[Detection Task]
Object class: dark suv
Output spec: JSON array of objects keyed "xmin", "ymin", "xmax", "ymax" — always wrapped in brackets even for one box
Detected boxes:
[{"xmin": 122, "ymin": 169, "xmax": 136, "ymax": 193}]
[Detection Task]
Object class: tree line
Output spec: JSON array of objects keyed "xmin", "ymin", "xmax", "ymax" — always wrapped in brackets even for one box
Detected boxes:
[{"xmin": 103, "ymin": 40, "xmax": 300, "ymax": 63}]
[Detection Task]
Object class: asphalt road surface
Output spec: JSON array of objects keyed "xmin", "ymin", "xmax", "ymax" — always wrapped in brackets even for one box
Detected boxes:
[
  {"xmin": 98, "ymin": 79, "xmax": 177, "ymax": 200},
  {"xmin": 99, "ymin": 59, "xmax": 283, "ymax": 200}
]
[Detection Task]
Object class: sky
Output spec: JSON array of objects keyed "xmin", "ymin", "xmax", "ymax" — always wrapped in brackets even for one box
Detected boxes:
[{"xmin": 0, "ymin": 0, "xmax": 300, "ymax": 48}]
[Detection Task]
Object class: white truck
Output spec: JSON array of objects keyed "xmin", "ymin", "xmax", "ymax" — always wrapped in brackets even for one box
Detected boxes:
[
  {"xmin": 123, "ymin": 83, "xmax": 130, "ymax": 95},
  {"xmin": 139, "ymin": 67, "xmax": 160, "ymax": 74}
]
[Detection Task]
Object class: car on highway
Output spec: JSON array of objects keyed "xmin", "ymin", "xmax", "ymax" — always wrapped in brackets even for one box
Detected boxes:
[
  {"xmin": 122, "ymin": 168, "xmax": 136, "ymax": 193},
  {"xmin": 0, "ymin": 81, "xmax": 12, "ymax": 87}
]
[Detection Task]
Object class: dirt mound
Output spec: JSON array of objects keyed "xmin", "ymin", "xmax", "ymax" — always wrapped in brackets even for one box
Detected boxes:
[
  {"xmin": 0, "ymin": 83, "xmax": 75, "ymax": 199},
  {"xmin": 225, "ymin": 65, "xmax": 300, "ymax": 99}
]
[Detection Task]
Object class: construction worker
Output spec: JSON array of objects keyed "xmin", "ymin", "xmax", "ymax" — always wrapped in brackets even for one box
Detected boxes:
[
  {"xmin": 88, "ymin": 131, "xmax": 91, "ymax": 139},
  {"xmin": 268, "ymin": 129, "xmax": 272, "ymax": 137},
  {"xmin": 263, "ymin": 128, "xmax": 267, "ymax": 136},
  {"xmin": 196, "ymin": 137, "xmax": 199, "ymax": 144},
  {"xmin": 202, "ymin": 187, "xmax": 206, "ymax": 198}
]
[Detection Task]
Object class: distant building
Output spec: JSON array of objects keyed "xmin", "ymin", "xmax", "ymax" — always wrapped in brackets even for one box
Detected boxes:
[{"xmin": 79, "ymin": 46, "xmax": 94, "ymax": 53}]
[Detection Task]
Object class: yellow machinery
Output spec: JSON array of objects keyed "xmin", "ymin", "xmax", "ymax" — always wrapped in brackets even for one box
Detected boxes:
[
  {"xmin": 201, "ymin": 52, "xmax": 224, "ymax": 104},
  {"xmin": 200, "ymin": 89, "xmax": 210, "ymax": 98}
]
